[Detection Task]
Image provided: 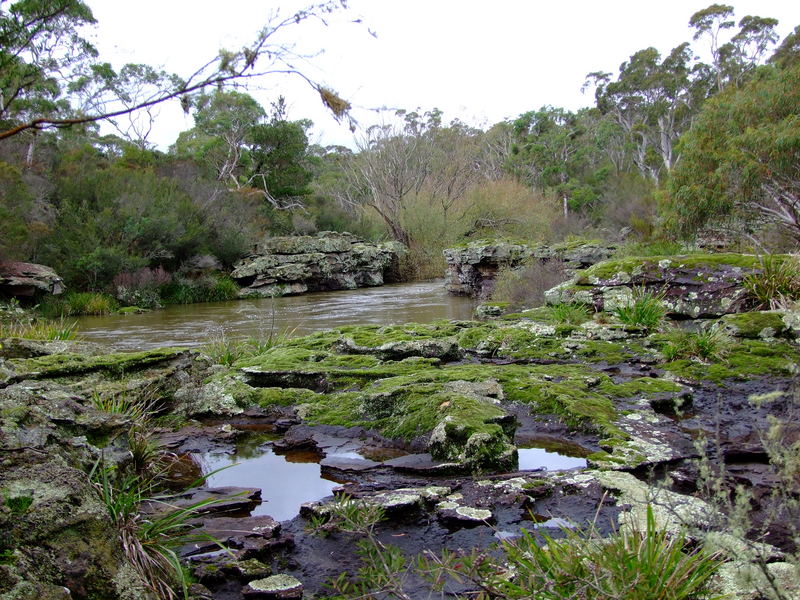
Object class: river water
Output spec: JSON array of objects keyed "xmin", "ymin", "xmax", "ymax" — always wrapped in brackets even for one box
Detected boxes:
[{"xmin": 74, "ymin": 280, "xmax": 476, "ymax": 350}]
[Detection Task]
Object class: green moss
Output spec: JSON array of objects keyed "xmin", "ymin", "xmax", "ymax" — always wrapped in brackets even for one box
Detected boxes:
[
  {"xmin": 580, "ymin": 253, "xmax": 775, "ymax": 282},
  {"xmin": 299, "ymin": 392, "xmax": 365, "ymax": 428},
  {"xmin": 596, "ymin": 377, "xmax": 682, "ymax": 397},
  {"xmin": 718, "ymin": 311, "xmax": 787, "ymax": 338},
  {"xmin": 7, "ymin": 347, "xmax": 187, "ymax": 379},
  {"xmin": 251, "ymin": 387, "xmax": 324, "ymax": 407},
  {"xmin": 661, "ymin": 339, "xmax": 799, "ymax": 383}
]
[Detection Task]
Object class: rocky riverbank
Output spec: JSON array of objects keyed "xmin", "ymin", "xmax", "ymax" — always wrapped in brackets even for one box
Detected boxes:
[
  {"xmin": 443, "ymin": 238, "xmax": 616, "ymax": 298},
  {"xmin": 2, "ymin": 252, "xmax": 799, "ymax": 599},
  {"xmin": 231, "ymin": 232, "xmax": 405, "ymax": 298}
]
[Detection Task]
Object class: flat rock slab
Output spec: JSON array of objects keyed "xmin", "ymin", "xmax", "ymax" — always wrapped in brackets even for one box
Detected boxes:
[
  {"xmin": 183, "ymin": 515, "xmax": 281, "ymax": 557},
  {"xmin": 384, "ymin": 453, "xmax": 465, "ymax": 475},
  {"xmin": 145, "ymin": 486, "xmax": 261, "ymax": 518},
  {"xmin": 320, "ymin": 455, "xmax": 381, "ymax": 471},
  {"xmin": 243, "ymin": 574, "xmax": 304, "ymax": 599},
  {"xmin": 436, "ymin": 502, "xmax": 495, "ymax": 526}
]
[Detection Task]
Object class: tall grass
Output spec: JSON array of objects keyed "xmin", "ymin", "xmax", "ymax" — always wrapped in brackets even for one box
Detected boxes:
[
  {"xmin": 39, "ymin": 292, "xmax": 119, "ymax": 317},
  {"xmin": 92, "ymin": 461, "xmax": 224, "ymax": 600},
  {"xmin": 202, "ymin": 325, "xmax": 295, "ymax": 366},
  {"xmin": 160, "ymin": 275, "xmax": 239, "ymax": 305},
  {"xmin": 743, "ymin": 255, "xmax": 800, "ymax": 309},
  {"xmin": 614, "ymin": 289, "xmax": 667, "ymax": 330},
  {"xmin": 0, "ymin": 316, "xmax": 79, "ymax": 340},
  {"xmin": 661, "ymin": 326, "xmax": 734, "ymax": 362}
]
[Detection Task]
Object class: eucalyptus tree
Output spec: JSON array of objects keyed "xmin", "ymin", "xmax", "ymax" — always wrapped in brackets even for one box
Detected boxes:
[
  {"xmin": 174, "ymin": 92, "xmax": 313, "ymax": 209},
  {"xmin": 0, "ymin": 0, "xmax": 355, "ymax": 141},
  {"xmin": 585, "ymin": 43, "xmax": 709, "ymax": 183},
  {"xmin": 666, "ymin": 60, "xmax": 800, "ymax": 240},
  {"xmin": 689, "ymin": 4, "xmax": 779, "ymax": 90},
  {"xmin": 337, "ymin": 109, "xmax": 485, "ymax": 246}
]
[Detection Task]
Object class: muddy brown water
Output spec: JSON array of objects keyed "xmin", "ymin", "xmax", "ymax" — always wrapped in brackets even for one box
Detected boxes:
[{"xmin": 74, "ymin": 280, "xmax": 476, "ymax": 350}]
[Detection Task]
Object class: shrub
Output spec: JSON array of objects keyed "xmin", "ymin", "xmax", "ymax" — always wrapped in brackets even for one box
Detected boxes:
[
  {"xmin": 491, "ymin": 259, "xmax": 568, "ymax": 309},
  {"xmin": 743, "ymin": 255, "xmax": 800, "ymax": 310},
  {"xmin": 614, "ymin": 289, "xmax": 666, "ymax": 330},
  {"xmin": 113, "ymin": 267, "xmax": 172, "ymax": 309}
]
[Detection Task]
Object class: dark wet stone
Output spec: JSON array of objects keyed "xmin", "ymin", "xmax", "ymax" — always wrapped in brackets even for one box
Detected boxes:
[
  {"xmin": 145, "ymin": 486, "xmax": 261, "ymax": 519},
  {"xmin": 320, "ymin": 456, "xmax": 381, "ymax": 471},
  {"xmin": 384, "ymin": 453, "xmax": 465, "ymax": 475}
]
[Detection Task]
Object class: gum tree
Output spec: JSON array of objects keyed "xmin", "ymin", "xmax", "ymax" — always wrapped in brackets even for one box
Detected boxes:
[{"xmin": 0, "ymin": 0, "xmax": 354, "ymax": 142}]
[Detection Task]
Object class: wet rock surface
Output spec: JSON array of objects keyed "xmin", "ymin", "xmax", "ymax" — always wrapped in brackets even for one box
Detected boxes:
[
  {"xmin": 2, "ymin": 265, "xmax": 800, "ymax": 599},
  {"xmin": 0, "ymin": 260, "xmax": 65, "ymax": 300},
  {"xmin": 443, "ymin": 239, "xmax": 616, "ymax": 298},
  {"xmin": 545, "ymin": 253, "xmax": 791, "ymax": 318},
  {"xmin": 231, "ymin": 232, "xmax": 405, "ymax": 298}
]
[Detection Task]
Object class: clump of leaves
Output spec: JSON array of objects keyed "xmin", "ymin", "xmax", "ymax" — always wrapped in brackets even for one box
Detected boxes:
[
  {"xmin": 614, "ymin": 289, "xmax": 666, "ymax": 330},
  {"xmin": 661, "ymin": 325, "xmax": 734, "ymax": 362},
  {"xmin": 4, "ymin": 494, "xmax": 33, "ymax": 515},
  {"xmin": 744, "ymin": 255, "xmax": 800, "ymax": 309}
]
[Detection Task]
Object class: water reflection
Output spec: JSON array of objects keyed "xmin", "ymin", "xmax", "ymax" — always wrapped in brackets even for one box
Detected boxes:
[
  {"xmin": 517, "ymin": 447, "xmax": 587, "ymax": 471},
  {"xmin": 75, "ymin": 280, "xmax": 475, "ymax": 350},
  {"xmin": 196, "ymin": 447, "xmax": 340, "ymax": 522}
]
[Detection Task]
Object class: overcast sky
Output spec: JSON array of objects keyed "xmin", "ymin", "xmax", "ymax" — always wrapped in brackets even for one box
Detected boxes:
[{"xmin": 84, "ymin": 1, "xmax": 800, "ymax": 149}]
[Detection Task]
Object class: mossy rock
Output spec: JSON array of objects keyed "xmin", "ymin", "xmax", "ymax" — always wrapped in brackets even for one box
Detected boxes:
[
  {"xmin": 718, "ymin": 311, "xmax": 790, "ymax": 339},
  {"xmin": 6, "ymin": 347, "xmax": 189, "ymax": 381}
]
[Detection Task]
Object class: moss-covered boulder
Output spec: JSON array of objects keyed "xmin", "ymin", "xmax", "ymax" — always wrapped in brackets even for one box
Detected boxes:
[
  {"xmin": 443, "ymin": 238, "xmax": 615, "ymax": 298},
  {"xmin": 545, "ymin": 253, "xmax": 783, "ymax": 318},
  {"xmin": 231, "ymin": 232, "xmax": 405, "ymax": 298}
]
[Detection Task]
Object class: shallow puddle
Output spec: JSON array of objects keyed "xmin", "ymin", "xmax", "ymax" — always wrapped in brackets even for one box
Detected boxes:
[
  {"xmin": 517, "ymin": 445, "xmax": 588, "ymax": 471},
  {"xmin": 195, "ymin": 447, "xmax": 342, "ymax": 522}
]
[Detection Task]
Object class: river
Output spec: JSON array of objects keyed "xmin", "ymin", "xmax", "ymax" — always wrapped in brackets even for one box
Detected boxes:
[{"xmin": 74, "ymin": 280, "xmax": 476, "ymax": 350}]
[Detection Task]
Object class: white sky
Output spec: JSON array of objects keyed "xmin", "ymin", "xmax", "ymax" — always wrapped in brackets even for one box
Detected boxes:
[{"xmin": 84, "ymin": 0, "xmax": 800, "ymax": 150}]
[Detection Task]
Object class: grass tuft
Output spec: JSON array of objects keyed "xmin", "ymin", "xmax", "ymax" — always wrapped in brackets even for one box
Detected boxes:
[
  {"xmin": 614, "ymin": 289, "xmax": 666, "ymax": 330},
  {"xmin": 744, "ymin": 254, "xmax": 800, "ymax": 309}
]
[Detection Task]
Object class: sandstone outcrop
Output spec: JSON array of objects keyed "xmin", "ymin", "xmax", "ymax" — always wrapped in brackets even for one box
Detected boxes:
[
  {"xmin": 231, "ymin": 232, "xmax": 405, "ymax": 298},
  {"xmin": 443, "ymin": 239, "xmax": 615, "ymax": 298},
  {"xmin": 0, "ymin": 261, "xmax": 64, "ymax": 300},
  {"xmin": 545, "ymin": 253, "xmax": 777, "ymax": 318}
]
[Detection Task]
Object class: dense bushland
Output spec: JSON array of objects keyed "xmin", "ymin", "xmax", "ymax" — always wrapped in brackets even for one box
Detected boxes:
[{"xmin": 0, "ymin": 2, "xmax": 798, "ymax": 294}]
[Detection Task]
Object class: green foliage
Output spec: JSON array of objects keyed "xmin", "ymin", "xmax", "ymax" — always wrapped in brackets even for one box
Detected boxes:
[
  {"xmin": 3, "ymin": 494, "xmax": 33, "ymax": 515},
  {"xmin": 666, "ymin": 62, "xmax": 800, "ymax": 238},
  {"xmin": 743, "ymin": 255, "xmax": 800, "ymax": 309},
  {"xmin": 613, "ymin": 290, "xmax": 666, "ymax": 329},
  {"xmin": 91, "ymin": 460, "xmax": 223, "ymax": 600}
]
